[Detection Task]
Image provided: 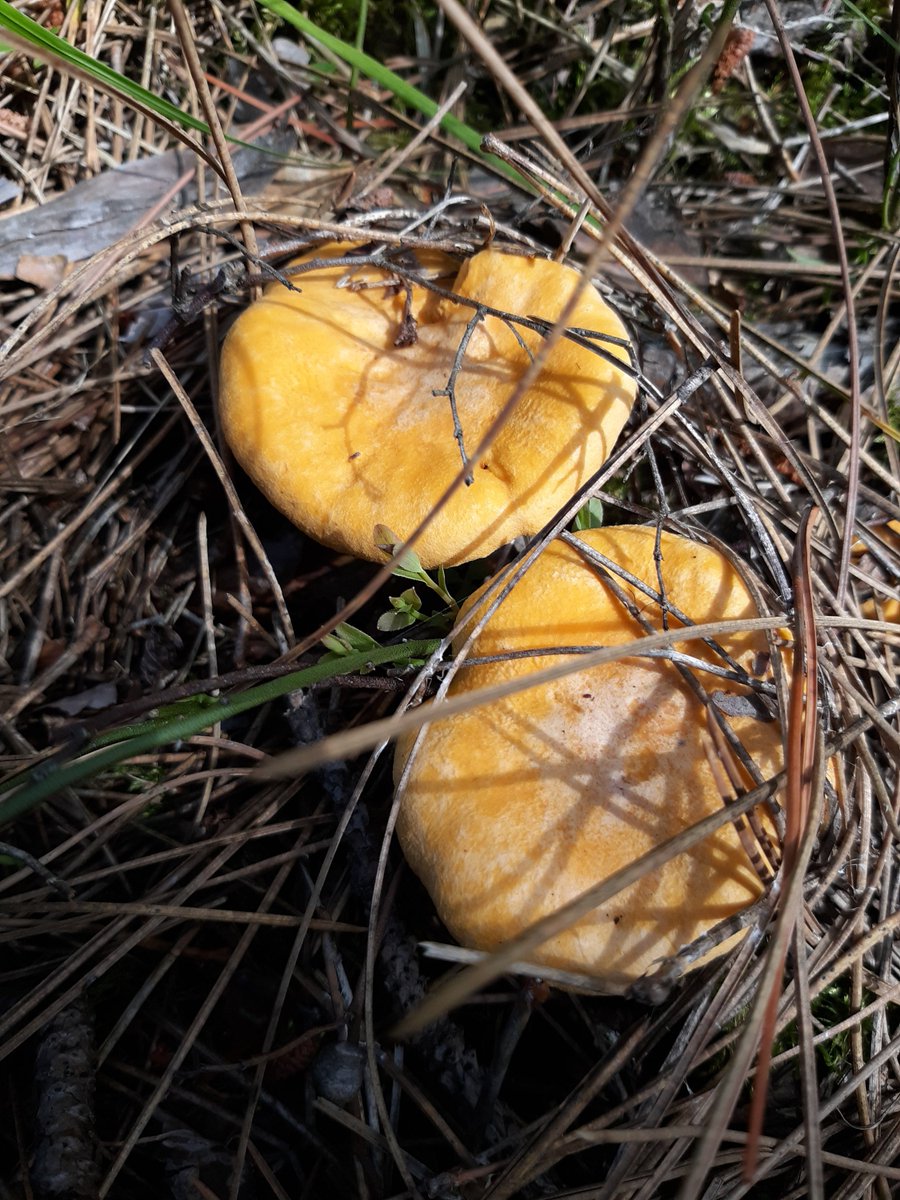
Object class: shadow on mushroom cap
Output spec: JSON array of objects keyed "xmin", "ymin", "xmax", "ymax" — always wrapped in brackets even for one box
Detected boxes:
[
  {"xmin": 219, "ymin": 244, "xmax": 637, "ymax": 566},
  {"xmin": 395, "ymin": 526, "xmax": 785, "ymax": 987}
]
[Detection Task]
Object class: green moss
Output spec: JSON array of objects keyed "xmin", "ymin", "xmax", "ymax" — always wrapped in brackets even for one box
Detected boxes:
[
  {"xmin": 308, "ymin": 0, "xmax": 423, "ymax": 52},
  {"xmin": 694, "ymin": 979, "xmax": 897, "ymax": 1096},
  {"xmin": 772, "ymin": 982, "xmax": 884, "ymax": 1074}
]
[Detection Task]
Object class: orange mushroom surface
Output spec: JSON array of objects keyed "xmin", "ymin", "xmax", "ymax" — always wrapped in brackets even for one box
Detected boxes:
[
  {"xmin": 395, "ymin": 526, "xmax": 784, "ymax": 988},
  {"xmin": 854, "ymin": 520, "xmax": 900, "ymax": 625},
  {"xmin": 219, "ymin": 244, "xmax": 636, "ymax": 567}
]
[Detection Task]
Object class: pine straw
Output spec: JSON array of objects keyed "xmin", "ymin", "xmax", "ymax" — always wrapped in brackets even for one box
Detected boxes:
[{"xmin": 1, "ymin": 1, "xmax": 899, "ymax": 1197}]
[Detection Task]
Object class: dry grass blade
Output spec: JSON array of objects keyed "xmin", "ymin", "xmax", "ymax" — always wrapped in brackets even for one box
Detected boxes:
[
  {"xmin": 166, "ymin": 0, "xmax": 259, "ymax": 264},
  {"xmin": 150, "ymin": 348, "xmax": 293, "ymax": 643},
  {"xmin": 0, "ymin": 10, "xmax": 223, "ymax": 177},
  {"xmin": 98, "ymin": 856, "xmax": 298, "ymax": 1197},
  {"xmin": 677, "ymin": 762, "xmax": 823, "ymax": 1199},
  {"xmin": 761, "ymin": 0, "xmax": 861, "ymax": 604},
  {"xmin": 744, "ymin": 506, "xmax": 821, "ymax": 1181}
]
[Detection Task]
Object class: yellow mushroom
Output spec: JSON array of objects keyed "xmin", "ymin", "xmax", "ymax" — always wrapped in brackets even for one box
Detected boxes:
[
  {"xmin": 395, "ymin": 526, "xmax": 784, "ymax": 988},
  {"xmin": 219, "ymin": 244, "xmax": 636, "ymax": 567},
  {"xmin": 853, "ymin": 519, "xmax": 900, "ymax": 625}
]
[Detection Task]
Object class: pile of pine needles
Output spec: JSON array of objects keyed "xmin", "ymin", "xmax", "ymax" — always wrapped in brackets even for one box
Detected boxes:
[{"xmin": 1, "ymin": 0, "xmax": 899, "ymax": 1196}]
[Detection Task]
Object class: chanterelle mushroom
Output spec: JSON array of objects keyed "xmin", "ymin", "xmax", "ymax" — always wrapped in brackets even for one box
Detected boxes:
[
  {"xmin": 395, "ymin": 526, "xmax": 784, "ymax": 988},
  {"xmin": 219, "ymin": 244, "xmax": 636, "ymax": 567}
]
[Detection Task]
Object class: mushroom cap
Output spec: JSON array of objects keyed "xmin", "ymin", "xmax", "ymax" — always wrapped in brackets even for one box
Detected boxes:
[
  {"xmin": 219, "ymin": 244, "xmax": 636, "ymax": 567},
  {"xmin": 854, "ymin": 520, "xmax": 900, "ymax": 624},
  {"xmin": 395, "ymin": 526, "xmax": 784, "ymax": 987}
]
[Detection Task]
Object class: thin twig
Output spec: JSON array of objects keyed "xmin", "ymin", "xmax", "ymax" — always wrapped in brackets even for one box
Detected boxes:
[{"xmin": 432, "ymin": 306, "xmax": 485, "ymax": 483}]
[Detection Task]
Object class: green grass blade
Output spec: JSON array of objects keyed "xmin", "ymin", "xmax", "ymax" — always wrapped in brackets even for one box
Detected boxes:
[
  {"xmin": 840, "ymin": 0, "xmax": 900, "ymax": 52},
  {"xmin": 0, "ymin": 639, "xmax": 439, "ymax": 827},
  {"xmin": 0, "ymin": 1, "xmax": 286, "ymax": 163},
  {"xmin": 349, "ymin": 0, "xmax": 369, "ymax": 102},
  {"xmin": 0, "ymin": 0, "xmax": 210, "ymax": 133},
  {"xmin": 256, "ymin": 0, "xmax": 530, "ymax": 188}
]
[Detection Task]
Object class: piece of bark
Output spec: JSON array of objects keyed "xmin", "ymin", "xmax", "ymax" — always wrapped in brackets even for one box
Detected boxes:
[
  {"xmin": 15, "ymin": 253, "xmax": 68, "ymax": 289},
  {"xmin": 31, "ymin": 997, "xmax": 98, "ymax": 1200},
  {"xmin": 0, "ymin": 139, "xmax": 288, "ymax": 280}
]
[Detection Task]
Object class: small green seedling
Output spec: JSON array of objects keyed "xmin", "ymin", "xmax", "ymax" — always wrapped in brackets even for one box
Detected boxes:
[
  {"xmin": 320, "ymin": 622, "xmax": 379, "ymax": 659},
  {"xmin": 377, "ymin": 587, "xmax": 425, "ymax": 632},
  {"xmin": 374, "ymin": 525, "xmax": 457, "ymax": 611}
]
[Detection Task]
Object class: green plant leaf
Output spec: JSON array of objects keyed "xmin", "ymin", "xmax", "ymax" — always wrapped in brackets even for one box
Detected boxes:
[
  {"xmin": 377, "ymin": 587, "xmax": 424, "ymax": 631},
  {"xmin": 320, "ymin": 621, "xmax": 380, "ymax": 656},
  {"xmin": 373, "ymin": 525, "xmax": 457, "ymax": 608},
  {"xmin": 377, "ymin": 609, "xmax": 418, "ymax": 632},
  {"xmin": 839, "ymin": 0, "xmax": 900, "ymax": 52},
  {"xmin": 373, "ymin": 524, "xmax": 426, "ymax": 575},
  {"xmin": 573, "ymin": 497, "xmax": 604, "ymax": 531},
  {"xmin": 392, "ymin": 587, "xmax": 423, "ymax": 610},
  {"xmin": 257, "ymin": 0, "xmax": 482, "ymax": 154}
]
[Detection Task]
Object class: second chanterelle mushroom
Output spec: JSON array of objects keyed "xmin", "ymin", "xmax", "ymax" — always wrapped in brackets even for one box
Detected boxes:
[
  {"xmin": 219, "ymin": 243, "xmax": 636, "ymax": 567},
  {"xmin": 395, "ymin": 526, "xmax": 785, "ymax": 990}
]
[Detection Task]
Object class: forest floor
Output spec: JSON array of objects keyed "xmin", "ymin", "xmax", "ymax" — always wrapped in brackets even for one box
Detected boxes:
[{"xmin": 1, "ymin": 1, "xmax": 899, "ymax": 1197}]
